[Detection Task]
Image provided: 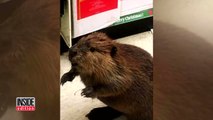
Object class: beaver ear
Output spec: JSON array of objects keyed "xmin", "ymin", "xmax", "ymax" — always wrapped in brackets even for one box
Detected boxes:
[{"xmin": 110, "ymin": 46, "xmax": 117, "ymax": 57}]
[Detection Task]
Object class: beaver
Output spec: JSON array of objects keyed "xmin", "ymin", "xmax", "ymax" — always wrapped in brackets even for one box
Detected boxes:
[{"xmin": 61, "ymin": 32, "xmax": 153, "ymax": 120}]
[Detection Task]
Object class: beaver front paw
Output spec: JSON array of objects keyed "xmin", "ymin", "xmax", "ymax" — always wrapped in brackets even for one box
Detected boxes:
[
  {"xmin": 61, "ymin": 70, "xmax": 77, "ymax": 85},
  {"xmin": 61, "ymin": 73, "xmax": 71, "ymax": 85},
  {"xmin": 81, "ymin": 87, "xmax": 96, "ymax": 98}
]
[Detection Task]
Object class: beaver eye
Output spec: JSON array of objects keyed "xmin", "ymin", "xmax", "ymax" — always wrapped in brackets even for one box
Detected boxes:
[{"xmin": 90, "ymin": 47, "xmax": 95, "ymax": 52}]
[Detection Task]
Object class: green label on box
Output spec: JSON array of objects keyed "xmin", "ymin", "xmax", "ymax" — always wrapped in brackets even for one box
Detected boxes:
[{"xmin": 113, "ymin": 8, "xmax": 153, "ymax": 26}]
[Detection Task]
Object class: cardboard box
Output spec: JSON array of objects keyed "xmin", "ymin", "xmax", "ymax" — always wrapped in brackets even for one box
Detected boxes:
[
  {"xmin": 60, "ymin": 0, "xmax": 153, "ymax": 44},
  {"xmin": 120, "ymin": 0, "xmax": 153, "ymax": 16},
  {"xmin": 72, "ymin": 0, "xmax": 120, "ymax": 38}
]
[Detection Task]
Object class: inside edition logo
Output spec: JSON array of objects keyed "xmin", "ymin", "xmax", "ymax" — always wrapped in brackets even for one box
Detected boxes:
[{"xmin": 16, "ymin": 97, "xmax": 36, "ymax": 111}]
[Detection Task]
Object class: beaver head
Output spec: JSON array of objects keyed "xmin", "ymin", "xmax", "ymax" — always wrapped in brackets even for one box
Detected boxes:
[{"xmin": 69, "ymin": 32, "xmax": 118, "ymax": 74}]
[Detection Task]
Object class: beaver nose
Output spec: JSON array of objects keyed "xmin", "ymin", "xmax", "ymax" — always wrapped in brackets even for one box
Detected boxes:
[{"xmin": 69, "ymin": 49, "xmax": 78, "ymax": 67}]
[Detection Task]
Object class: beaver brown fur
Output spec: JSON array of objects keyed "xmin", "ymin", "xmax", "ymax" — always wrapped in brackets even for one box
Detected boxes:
[{"xmin": 61, "ymin": 32, "xmax": 153, "ymax": 120}]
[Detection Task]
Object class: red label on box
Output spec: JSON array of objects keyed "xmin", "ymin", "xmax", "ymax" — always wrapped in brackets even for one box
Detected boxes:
[{"xmin": 77, "ymin": 0, "xmax": 118, "ymax": 20}]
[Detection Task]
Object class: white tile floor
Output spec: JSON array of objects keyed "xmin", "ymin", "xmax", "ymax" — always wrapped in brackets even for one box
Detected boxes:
[{"xmin": 60, "ymin": 31, "xmax": 153, "ymax": 120}]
